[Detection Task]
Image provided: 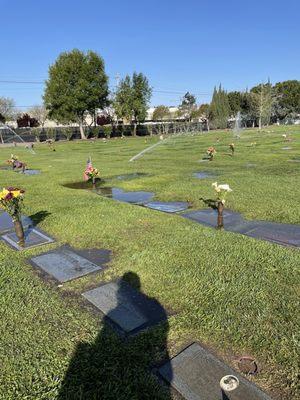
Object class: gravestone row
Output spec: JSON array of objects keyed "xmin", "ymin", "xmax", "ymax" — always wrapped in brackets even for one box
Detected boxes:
[
  {"xmin": 0, "ymin": 180, "xmax": 280, "ymax": 399},
  {"xmin": 0, "ymin": 216, "xmax": 273, "ymax": 399},
  {"xmin": 94, "ymin": 185, "xmax": 300, "ymax": 247},
  {"xmin": 26, "ymin": 244, "xmax": 272, "ymax": 399},
  {"xmin": 182, "ymin": 209, "xmax": 300, "ymax": 248}
]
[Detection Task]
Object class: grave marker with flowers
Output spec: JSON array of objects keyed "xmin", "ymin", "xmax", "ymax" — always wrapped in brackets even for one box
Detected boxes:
[
  {"xmin": 212, "ymin": 182, "xmax": 233, "ymax": 229},
  {"xmin": 83, "ymin": 157, "xmax": 100, "ymax": 189},
  {"xmin": 0, "ymin": 187, "xmax": 25, "ymax": 246},
  {"xmin": 206, "ymin": 146, "xmax": 216, "ymax": 161},
  {"xmin": 6, "ymin": 154, "xmax": 26, "ymax": 173}
]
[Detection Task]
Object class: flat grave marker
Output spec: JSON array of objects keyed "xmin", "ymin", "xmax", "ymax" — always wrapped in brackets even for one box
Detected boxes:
[
  {"xmin": 82, "ymin": 280, "xmax": 168, "ymax": 334},
  {"xmin": 243, "ymin": 223, "xmax": 300, "ymax": 247},
  {"xmin": 30, "ymin": 247, "xmax": 106, "ymax": 282},
  {"xmin": 98, "ymin": 187, "xmax": 155, "ymax": 205},
  {"xmin": 2, "ymin": 228, "xmax": 54, "ymax": 250},
  {"xmin": 20, "ymin": 169, "xmax": 41, "ymax": 175},
  {"xmin": 144, "ymin": 201, "xmax": 189, "ymax": 213},
  {"xmin": 182, "ymin": 209, "xmax": 245, "ymax": 229},
  {"xmin": 0, "ymin": 212, "xmax": 32, "ymax": 235},
  {"xmin": 193, "ymin": 172, "xmax": 215, "ymax": 179},
  {"xmin": 159, "ymin": 342, "xmax": 272, "ymax": 400}
]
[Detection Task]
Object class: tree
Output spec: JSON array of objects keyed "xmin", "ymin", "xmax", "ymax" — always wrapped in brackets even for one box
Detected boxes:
[
  {"xmin": 131, "ymin": 72, "xmax": 152, "ymax": 135},
  {"xmin": 44, "ymin": 49, "xmax": 109, "ymax": 139},
  {"xmin": 239, "ymin": 91, "xmax": 257, "ymax": 127},
  {"xmin": 273, "ymin": 80, "xmax": 300, "ymax": 121},
  {"xmin": 209, "ymin": 85, "xmax": 230, "ymax": 129},
  {"xmin": 198, "ymin": 103, "xmax": 210, "ymax": 131},
  {"xmin": 179, "ymin": 92, "xmax": 197, "ymax": 121},
  {"xmin": 29, "ymin": 105, "xmax": 48, "ymax": 128},
  {"xmin": 152, "ymin": 105, "xmax": 170, "ymax": 120},
  {"xmin": 0, "ymin": 97, "xmax": 15, "ymax": 123},
  {"xmin": 227, "ymin": 91, "xmax": 243, "ymax": 116},
  {"xmin": 114, "ymin": 72, "xmax": 152, "ymax": 135},
  {"xmin": 251, "ymin": 81, "xmax": 273, "ymax": 129},
  {"xmin": 17, "ymin": 113, "xmax": 39, "ymax": 128},
  {"xmin": 114, "ymin": 75, "xmax": 133, "ymax": 124}
]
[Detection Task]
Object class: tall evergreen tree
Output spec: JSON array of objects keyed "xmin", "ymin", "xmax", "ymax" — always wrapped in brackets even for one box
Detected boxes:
[
  {"xmin": 227, "ymin": 91, "xmax": 243, "ymax": 116},
  {"xmin": 209, "ymin": 85, "xmax": 230, "ymax": 129}
]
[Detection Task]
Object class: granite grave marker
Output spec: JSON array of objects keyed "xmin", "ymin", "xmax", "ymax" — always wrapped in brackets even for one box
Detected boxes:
[{"xmin": 159, "ymin": 343, "xmax": 272, "ymax": 400}]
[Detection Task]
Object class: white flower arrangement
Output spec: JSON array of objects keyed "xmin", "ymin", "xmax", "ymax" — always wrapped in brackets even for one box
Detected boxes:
[{"xmin": 212, "ymin": 182, "xmax": 232, "ymax": 204}]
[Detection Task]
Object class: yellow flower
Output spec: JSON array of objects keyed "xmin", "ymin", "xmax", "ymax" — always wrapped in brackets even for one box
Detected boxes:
[
  {"xmin": 0, "ymin": 189, "xmax": 9, "ymax": 199},
  {"xmin": 12, "ymin": 190, "xmax": 21, "ymax": 198}
]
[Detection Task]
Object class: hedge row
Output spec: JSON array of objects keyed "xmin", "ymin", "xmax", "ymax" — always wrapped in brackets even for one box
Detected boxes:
[{"xmin": 12, "ymin": 122, "xmax": 205, "ymax": 142}]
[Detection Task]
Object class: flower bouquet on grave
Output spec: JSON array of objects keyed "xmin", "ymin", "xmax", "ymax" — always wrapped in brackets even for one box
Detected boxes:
[
  {"xmin": 211, "ymin": 182, "xmax": 232, "ymax": 229},
  {"xmin": 282, "ymin": 133, "xmax": 292, "ymax": 142},
  {"xmin": 6, "ymin": 154, "xmax": 26, "ymax": 172},
  {"xmin": 206, "ymin": 146, "xmax": 216, "ymax": 161},
  {"xmin": 0, "ymin": 187, "xmax": 25, "ymax": 247},
  {"xmin": 229, "ymin": 143, "xmax": 235, "ymax": 156},
  {"xmin": 83, "ymin": 158, "xmax": 100, "ymax": 189}
]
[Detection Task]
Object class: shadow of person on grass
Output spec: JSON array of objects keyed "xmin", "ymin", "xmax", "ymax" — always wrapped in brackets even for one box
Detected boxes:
[{"xmin": 57, "ymin": 272, "xmax": 172, "ymax": 400}]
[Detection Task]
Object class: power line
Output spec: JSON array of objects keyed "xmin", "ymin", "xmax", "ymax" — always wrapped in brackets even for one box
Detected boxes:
[
  {"xmin": 0, "ymin": 80, "xmax": 45, "ymax": 84},
  {"xmin": 0, "ymin": 79, "xmax": 212, "ymax": 95}
]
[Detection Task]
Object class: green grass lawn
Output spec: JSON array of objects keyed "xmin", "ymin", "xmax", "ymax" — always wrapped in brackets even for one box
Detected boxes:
[{"xmin": 0, "ymin": 125, "xmax": 299, "ymax": 399}]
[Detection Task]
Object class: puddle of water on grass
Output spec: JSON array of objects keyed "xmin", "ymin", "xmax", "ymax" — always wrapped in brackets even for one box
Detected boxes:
[
  {"xmin": 97, "ymin": 187, "xmax": 154, "ymax": 204},
  {"xmin": 62, "ymin": 181, "xmax": 154, "ymax": 205},
  {"xmin": 62, "ymin": 181, "xmax": 104, "ymax": 191}
]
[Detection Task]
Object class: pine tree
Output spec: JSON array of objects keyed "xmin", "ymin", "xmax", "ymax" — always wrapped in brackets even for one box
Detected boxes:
[{"xmin": 209, "ymin": 85, "xmax": 230, "ymax": 129}]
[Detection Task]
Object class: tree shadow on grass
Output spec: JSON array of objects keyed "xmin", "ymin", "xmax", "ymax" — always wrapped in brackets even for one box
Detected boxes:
[{"xmin": 57, "ymin": 272, "xmax": 172, "ymax": 400}]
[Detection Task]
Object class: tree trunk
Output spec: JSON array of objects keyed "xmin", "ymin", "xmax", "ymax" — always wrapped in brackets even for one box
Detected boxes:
[
  {"xmin": 79, "ymin": 121, "xmax": 87, "ymax": 140},
  {"xmin": 258, "ymin": 116, "xmax": 262, "ymax": 130},
  {"xmin": 133, "ymin": 122, "xmax": 137, "ymax": 137}
]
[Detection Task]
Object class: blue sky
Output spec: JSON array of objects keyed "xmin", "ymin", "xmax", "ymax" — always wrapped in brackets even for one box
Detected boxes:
[{"xmin": 0, "ymin": 0, "xmax": 299, "ymax": 109}]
